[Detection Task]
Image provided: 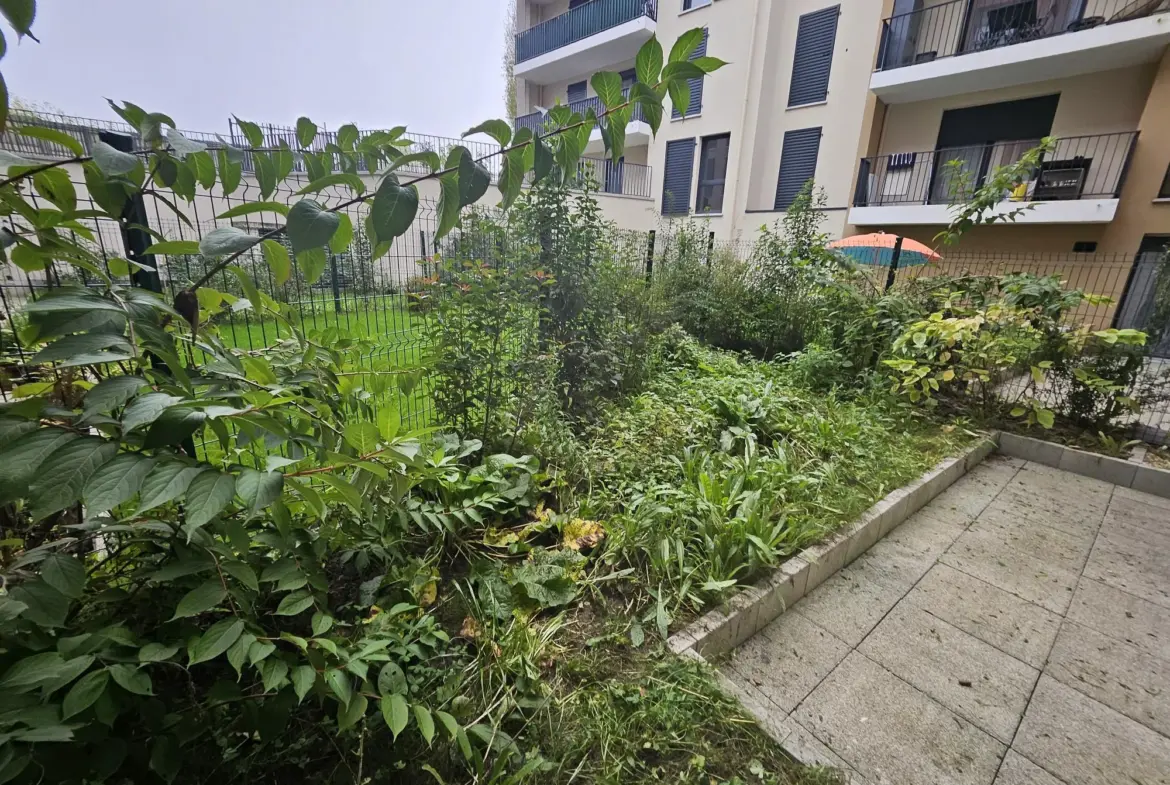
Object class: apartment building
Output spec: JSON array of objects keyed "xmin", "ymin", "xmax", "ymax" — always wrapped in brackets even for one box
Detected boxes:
[{"xmin": 511, "ymin": 0, "xmax": 1170, "ymax": 260}]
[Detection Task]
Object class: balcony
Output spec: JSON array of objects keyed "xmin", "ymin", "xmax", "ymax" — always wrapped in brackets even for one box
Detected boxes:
[
  {"xmin": 850, "ymin": 131, "xmax": 1138, "ymax": 226},
  {"xmin": 872, "ymin": 0, "xmax": 1170, "ymax": 103},
  {"xmin": 514, "ymin": 0, "xmax": 657, "ymax": 85},
  {"xmin": 515, "ymin": 88, "xmax": 652, "ymax": 156}
]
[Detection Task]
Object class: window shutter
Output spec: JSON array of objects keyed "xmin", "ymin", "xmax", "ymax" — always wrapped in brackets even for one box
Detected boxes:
[
  {"xmin": 671, "ymin": 29, "xmax": 708, "ymax": 119},
  {"xmin": 567, "ymin": 81, "xmax": 587, "ymax": 104},
  {"xmin": 774, "ymin": 127, "xmax": 822, "ymax": 210},
  {"xmin": 662, "ymin": 138, "xmax": 696, "ymax": 215},
  {"xmin": 788, "ymin": 6, "xmax": 839, "ymax": 107}
]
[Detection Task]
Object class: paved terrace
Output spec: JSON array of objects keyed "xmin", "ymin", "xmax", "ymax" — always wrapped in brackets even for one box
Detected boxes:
[{"xmin": 722, "ymin": 455, "xmax": 1170, "ymax": 785}]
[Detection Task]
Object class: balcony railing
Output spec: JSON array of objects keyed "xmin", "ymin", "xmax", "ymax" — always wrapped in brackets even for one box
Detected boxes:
[
  {"xmin": 876, "ymin": 0, "xmax": 1170, "ymax": 71},
  {"xmin": 516, "ymin": 0, "xmax": 656, "ymax": 63},
  {"xmin": 853, "ymin": 132, "xmax": 1138, "ymax": 208},
  {"xmin": 515, "ymin": 87, "xmax": 647, "ymax": 136}
]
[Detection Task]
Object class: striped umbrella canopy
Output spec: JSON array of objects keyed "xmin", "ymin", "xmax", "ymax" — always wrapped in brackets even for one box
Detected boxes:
[{"xmin": 827, "ymin": 233, "xmax": 942, "ymax": 267}]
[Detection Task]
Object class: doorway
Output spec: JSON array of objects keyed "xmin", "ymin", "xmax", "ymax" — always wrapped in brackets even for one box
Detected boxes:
[{"xmin": 1115, "ymin": 234, "xmax": 1170, "ymax": 358}]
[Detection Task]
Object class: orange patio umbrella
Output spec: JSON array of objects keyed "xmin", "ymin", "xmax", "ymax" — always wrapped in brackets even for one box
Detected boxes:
[{"xmin": 827, "ymin": 233, "xmax": 941, "ymax": 268}]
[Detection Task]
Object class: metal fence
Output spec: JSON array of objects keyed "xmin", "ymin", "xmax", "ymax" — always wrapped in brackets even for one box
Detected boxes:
[
  {"xmin": 854, "ymin": 132, "xmax": 1138, "ymax": 207},
  {"xmin": 876, "ymin": 0, "xmax": 1170, "ymax": 71}
]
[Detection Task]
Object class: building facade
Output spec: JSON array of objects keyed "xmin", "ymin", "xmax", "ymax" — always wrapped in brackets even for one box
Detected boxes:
[{"xmin": 511, "ymin": 0, "xmax": 1170, "ymax": 257}]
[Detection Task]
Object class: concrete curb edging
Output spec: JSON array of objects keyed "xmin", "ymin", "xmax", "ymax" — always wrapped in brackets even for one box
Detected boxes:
[
  {"xmin": 998, "ymin": 432, "xmax": 1170, "ymax": 498},
  {"xmin": 666, "ymin": 435, "xmax": 1000, "ymax": 660}
]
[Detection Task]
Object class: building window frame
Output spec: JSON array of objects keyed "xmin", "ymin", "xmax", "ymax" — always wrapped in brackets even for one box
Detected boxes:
[
  {"xmin": 695, "ymin": 133, "xmax": 730, "ymax": 214},
  {"xmin": 1159, "ymin": 163, "xmax": 1170, "ymax": 199},
  {"xmin": 682, "ymin": 0, "xmax": 712, "ymax": 12}
]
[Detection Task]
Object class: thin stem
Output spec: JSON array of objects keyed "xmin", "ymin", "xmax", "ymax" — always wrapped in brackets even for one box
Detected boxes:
[{"xmin": 0, "ymin": 155, "xmax": 92, "ymax": 189}]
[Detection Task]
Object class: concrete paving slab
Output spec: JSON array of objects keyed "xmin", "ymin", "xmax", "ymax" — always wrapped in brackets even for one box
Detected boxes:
[
  {"xmin": 1013, "ymin": 675, "xmax": 1170, "ymax": 785},
  {"xmin": 1046, "ymin": 620, "xmax": 1170, "ymax": 737},
  {"xmin": 723, "ymin": 611, "xmax": 850, "ymax": 714},
  {"xmin": 858, "ymin": 603, "xmax": 1039, "ymax": 743},
  {"xmin": 1065, "ymin": 577, "xmax": 1170, "ymax": 660},
  {"xmin": 992, "ymin": 751, "xmax": 1066, "ymax": 785},
  {"xmin": 881, "ymin": 507, "xmax": 971, "ymax": 559},
  {"xmin": 967, "ymin": 506, "xmax": 1096, "ymax": 574},
  {"xmin": 906, "ymin": 564, "xmax": 1062, "ymax": 669},
  {"xmin": 1112, "ymin": 484, "xmax": 1170, "ymax": 509},
  {"xmin": 1083, "ymin": 530, "xmax": 1170, "ymax": 609},
  {"xmin": 793, "ymin": 652, "xmax": 1006, "ymax": 785},
  {"xmin": 940, "ymin": 527, "xmax": 1081, "ymax": 615},
  {"xmin": 793, "ymin": 539, "xmax": 934, "ymax": 646}
]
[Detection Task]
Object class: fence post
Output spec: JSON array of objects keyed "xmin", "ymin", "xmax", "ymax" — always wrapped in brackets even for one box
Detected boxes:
[
  {"xmin": 329, "ymin": 253, "xmax": 342, "ymax": 314},
  {"xmin": 645, "ymin": 229, "xmax": 655, "ymax": 281},
  {"xmin": 884, "ymin": 235, "xmax": 904, "ymax": 292},
  {"xmin": 706, "ymin": 231, "xmax": 715, "ymax": 266}
]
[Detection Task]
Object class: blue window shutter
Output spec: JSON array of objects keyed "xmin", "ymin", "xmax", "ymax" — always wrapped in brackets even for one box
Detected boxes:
[
  {"xmin": 774, "ymin": 127, "xmax": 822, "ymax": 210},
  {"xmin": 567, "ymin": 80, "xmax": 587, "ymax": 104},
  {"xmin": 788, "ymin": 6, "xmax": 839, "ymax": 107},
  {"xmin": 662, "ymin": 138, "xmax": 696, "ymax": 215},
  {"xmin": 671, "ymin": 29, "xmax": 708, "ymax": 119}
]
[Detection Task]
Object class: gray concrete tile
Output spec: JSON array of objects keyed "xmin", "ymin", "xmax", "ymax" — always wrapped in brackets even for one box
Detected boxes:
[
  {"xmin": 928, "ymin": 462, "xmax": 1017, "ymax": 520},
  {"xmin": 940, "ymin": 528, "xmax": 1081, "ymax": 615},
  {"xmin": 859, "ymin": 603, "xmax": 1039, "ymax": 744},
  {"xmin": 794, "ymin": 652, "xmax": 1006, "ymax": 785},
  {"xmin": 723, "ymin": 612, "xmax": 850, "ymax": 714},
  {"xmin": 1066, "ymin": 577, "xmax": 1170, "ymax": 660},
  {"xmin": 981, "ymin": 493, "xmax": 1104, "ymax": 539},
  {"xmin": 993, "ymin": 751, "xmax": 1066, "ymax": 785},
  {"xmin": 1083, "ymin": 530, "xmax": 1170, "ymax": 609},
  {"xmin": 1014, "ymin": 462, "xmax": 1114, "ymax": 499},
  {"xmin": 1056, "ymin": 448, "xmax": 1137, "ymax": 487},
  {"xmin": 1099, "ymin": 499, "xmax": 1170, "ymax": 549},
  {"xmin": 906, "ymin": 564, "xmax": 1062, "ymax": 669},
  {"xmin": 1013, "ymin": 675, "xmax": 1170, "ymax": 785},
  {"xmin": 968, "ymin": 507, "xmax": 1096, "ymax": 574},
  {"xmin": 1046, "ymin": 621, "xmax": 1170, "ymax": 737},
  {"xmin": 882, "ymin": 507, "xmax": 971, "ymax": 559},
  {"xmin": 1112, "ymin": 483, "xmax": 1170, "ymax": 509},
  {"xmin": 794, "ymin": 539, "xmax": 934, "ymax": 647},
  {"xmin": 1131, "ymin": 465, "xmax": 1170, "ymax": 499}
]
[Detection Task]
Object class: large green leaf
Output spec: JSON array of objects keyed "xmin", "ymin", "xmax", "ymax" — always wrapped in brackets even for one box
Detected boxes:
[
  {"xmin": 498, "ymin": 147, "xmax": 525, "ymax": 211},
  {"xmin": 0, "ymin": 428, "xmax": 77, "ymax": 502},
  {"xmin": 215, "ymin": 202, "xmax": 290, "ymax": 219},
  {"xmin": 9, "ymin": 579, "xmax": 69, "ymax": 627},
  {"xmin": 291, "ymin": 665, "xmax": 316, "ymax": 703},
  {"xmin": 199, "ymin": 226, "xmax": 257, "ymax": 257},
  {"xmin": 382, "ymin": 693, "xmax": 409, "ymax": 740},
  {"xmin": 143, "ymin": 240, "xmax": 201, "ymax": 256},
  {"xmin": 0, "ymin": 0, "xmax": 35, "ymax": 37},
  {"xmin": 83, "ymin": 453, "xmax": 155, "ymax": 513},
  {"xmin": 91, "ymin": 140, "xmax": 140, "ymax": 176},
  {"xmin": 188, "ymin": 617, "xmax": 244, "ymax": 665},
  {"xmin": 28, "ymin": 438, "xmax": 118, "ymax": 519},
  {"xmin": 172, "ymin": 580, "xmax": 227, "ymax": 620},
  {"xmin": 636, "ymin": 34, "xmax": 664, "ymax": 85},
  {"xmin": 62, "ymin": 668, "xmax": 109, "ymax": 719},
  {"xmin": 184, "ymin": 471, "xmax": 236, "ymax": 529},
  {"xmin": 296, "ymin": 117, "xmax": 317, "ymax": 148},
  {"xmin": 40, "ymin": 554, "xmax": 85, "ymax": 599},
  {"xmin": 121, "ymin": 392, "xmax": 184, "ymax": 433},
  {"xmin": 165, "ymin": 128, "xmax": 206, "ymax": 159},
  {"xmin": 233, "ymin": 117, "xmax": 264, "ymax": 147},
  {"xmin": 253, "ymin": 152, "xmax": 276, "ymax": 199},
  {"xmin": 462, "ymin": 119, "xmax": 511, "ymax": 147},
  {"xmin": 286, "ymin": 199, "xmax": 340, "ymax": 255},
  {"xmin": 31, "ymin": 333, "xmax": 132, "ymax": 366},
  {"xmin": 343, "ymin": 421, "xmax": 380, "ymax": 454},
  {"xmin": 591, "ymin": 71, "xmax": 624, "ymax": 109},
  {"xmin": 275, "ymin": 589, "xmax": 314, "ymax": 616},
  {"xmin": 143, "ymin": 407, "xmax": 206, "ymax": 449},
  {"xmin": 296, "ymin": 247, "xmax": 328, "ymax": 285},
  {"xmin": 108, "ymin": 663, "xmax": 152, "ymax": 696},
  {"xmin": 217, "ymin": 149, "xmax": 242, "ymax": 196},
  {"xmin": 235, "ymin": 468, "xmax": 283, "ymax": 515},
  {"xmin": 190, "ymin": 150, "xmax": 217, "ymax": 188},
  {"xmin": 669, "ymin": 27, "xmax": 705, "ymax": 63},
  {"xmin": 262, "ymin": 239, "xmax": 291, "ymax": 286},
  {"xmin": 369, "ymin": 179, "xmax": 418, "ymax": 244},
  {"xmin": 0, "ymin": 652, "xmax": 66, "ymax": 692},
  {"xmin": 414, "ymin": 705, "xmax": 435, "ymax": 746},
  {"xmin": 83, "ymin": 376, "xmax": 147, "ymax": 414},
  {"xmin": 455, "ymin": 148, "xmax": 491, "ymax": 208},
  {"xmin": 330, "ymin": 213, "xmax": 353, "ymax": 254},
  {"xmin": 295, "ymin": 172, "xmax": 365, "ymax": 195},
  {"xmin": 33, "ymin": 167, "xmax": 76, "ymax": 213},
  {"xmin": 137, "ymin": 462, "xmax": 205, "ymax": 513}
]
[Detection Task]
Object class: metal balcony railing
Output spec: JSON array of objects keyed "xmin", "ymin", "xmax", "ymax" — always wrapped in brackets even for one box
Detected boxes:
[
  {"xmin": 853, "ymin": 132, "xmax": 1139, "ymax": 208},
  {"xmin": 515, "ymin": 87, "xmax": 647, "ymax": 135},
  {"xmin": 876, "ymin": 0, "xmax": 1170, "ymax": 72},
  {"xmin": 516, "ymin": 0, "xmax": 657, "ymax": 63}
]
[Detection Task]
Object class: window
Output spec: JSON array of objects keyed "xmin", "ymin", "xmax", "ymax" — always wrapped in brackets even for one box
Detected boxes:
[
  {"xmin": 1072, "ymin": 241, "xmax": 1098, "ymax": 253},
  {"xmin": 683, "ymin": 0, "xmax": 712, "ymax": 10},
  {"xmin": 671, "ymin": 28, "xmax": 708, "ymax": 118},
  {"xmin": 789, "ymin": 6, "xmax": 840, "ymax": 107},
  {"xmin": 567, "ymin": 81, "xmax": 587, "ymax": 104},
  {"xmin": 1159, "ymin": 163, "xmax": 1170, "ymax": 199},
  {"xmin": 774, "ymin": 127, "xmax": 822, "ymax": 210},
  {"xmin": 696, "ymin": 134, "xmax": 730, "ymax": 213},
  {"xmin": 662, "ymin": 138, "xmax": 697, "ymax": 215},
  {"xmin": 620, "ymin": 68, "xmax": 637, "ymax": 90}
]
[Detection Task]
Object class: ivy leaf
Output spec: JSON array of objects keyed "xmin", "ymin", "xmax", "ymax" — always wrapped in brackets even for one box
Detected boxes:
[
  {"xmin": 382, "ymin": 693, "xmax": 409, "ymax": 740},
  {"xmin": 343, "ymin": 421, "xmax": 380, "ymax": 454},
  {"xmin": 29, "ymin": 438, "xmax": 118, "ymax": 519},
  {"xmin": 414, "ymin": 705, "xmax": 435, "ymax": 745},
  {"xmin": 199, "ymin": 226, "xmax": 257, "ymax": 257},
  {"xmin": 296, "ymin": 247, "xmax": 328, "ymax": 285},
  {"xmin": 62, "ymin": 668, "xmax": 109, "ymax": 719},
  {"xmin": 41, "ymin": 554, "xmax": 86, "ymax": 599},
  {"xmin": 296, "ymin": 117, "xmax": 317, "ymax": 148},
  {"xmin": 137, "ymin": 463, "xmax": 205, "ymax": 513},
  {"xmin": 260, "ymin": 239, "xmax": 291, "ymax": 286},
  {"xmin": 591, "ymin": 71, "xmax": 624, "ymax": 110},
  {"xmin": 236, "ymin": 468, "xmax": 284, "ymax": 515},
  {"xmin": 91, "ymin": 140, "xmax": 140, "ymax": 176},
  {"xmin": 370, "ymin": 179, "xmax": 418, "ymax": 244},
  {"xmin": 275, "ymin": 589, "xmax": 314, "ymax": 616},
  {"xmin": 462, "ymin": 119, "xmax": 511, "ymax": 147},
  {"xmin": 184, "ymin": 471, "xmax": 236, "ymax": 529},
  {"xmin": 172, "ymin": 580, "xmax": 226, "ymax": 620},
  {"xmin": 108, "ymin": 663, "xmax": 152, "ymax": 696},
  {"xmin": 188, "ymin": 617, "xmax": 244, "ymax": 665},
  {"xmin": 291, "ymin": 665, "xmax": 316, "ymax": 703},
  {"xmin": 330, "ymin": 213, "xmax": 353, "ymax": 254},
  {"xmin": 636, "ymin": 34, "xmax": 664, "ymax": 85},
  {"xmin": 84, "ymin": 453, "xmax": 155, "ymax": 513},
  {"xmin": 286, "ymin": 199, "xmax": 340, "ymax": 256}
]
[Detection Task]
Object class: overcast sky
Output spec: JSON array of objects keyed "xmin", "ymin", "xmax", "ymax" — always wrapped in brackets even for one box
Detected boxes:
[{"xmin": 4, "ymin": 0, "xmax": 512, "ymax": 139}]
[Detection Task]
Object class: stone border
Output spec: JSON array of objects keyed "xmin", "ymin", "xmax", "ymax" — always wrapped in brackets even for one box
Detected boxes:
[
  {"xmin": 998, "ymin": 432, "xmax": 1170, "ymax": 499},
  {"xmin": 667, "ymin": 435, "xmax": 999, "ymax": 660}
]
